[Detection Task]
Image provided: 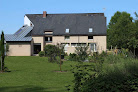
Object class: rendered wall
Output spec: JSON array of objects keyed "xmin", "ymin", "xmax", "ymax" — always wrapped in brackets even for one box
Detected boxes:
[
  {"xmin": 52, "ymin": 36, "xmax": 106, "ymax": 54},
  {"xmin": 32, "ymin": 36, "xmax": 44, "ymax": 51},
  {"xmin": 7, "ymin": 42, "xmax": 31, "ymax": 56},
  {"xmin": 24, "ymin": 15, "xmax": 34, "ymax": 26}
]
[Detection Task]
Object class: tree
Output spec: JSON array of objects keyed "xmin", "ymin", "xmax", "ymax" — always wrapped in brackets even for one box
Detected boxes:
[
  {"xmin": 0, "ymin": 31, "xmax": 5, "ymax": 71},
  {"xmin": 75, "ymin": 44, "xmax": 89, "ymax": 61},
  {"xmin": 44, "ymin": 44, "xmax": 58, "ymax": 62},
  {"xmin": 44, "ymin": 44, "xmax": 65, "ymax": 71},
  {"xmin": 107, "ymin": 11, "xmax": 133, "ymax": 49},
  {"xmin": 56, "ymin": 43, "xmax": 65, "ymax": 72}
]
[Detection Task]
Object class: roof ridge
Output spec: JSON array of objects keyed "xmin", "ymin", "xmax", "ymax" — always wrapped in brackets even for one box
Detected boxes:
[{"xmin": 26, "ymin": 13, "xmax": 104, "ymax": 15}]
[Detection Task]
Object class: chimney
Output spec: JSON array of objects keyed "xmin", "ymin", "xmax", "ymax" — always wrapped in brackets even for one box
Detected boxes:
[{"xmin": 43, "ymin": 11, "xmax": 47, "ymax": 18}]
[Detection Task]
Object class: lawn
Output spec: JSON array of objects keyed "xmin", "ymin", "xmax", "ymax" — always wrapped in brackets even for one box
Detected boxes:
[{"xmin": 0, "ymin": 56, "xmax": 79, "ymax": 92}]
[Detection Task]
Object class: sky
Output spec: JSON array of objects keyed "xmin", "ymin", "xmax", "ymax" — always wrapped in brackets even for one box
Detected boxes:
[{"xmin": 0, "ymin": 0, "xmax": 138, "ymax": 34}]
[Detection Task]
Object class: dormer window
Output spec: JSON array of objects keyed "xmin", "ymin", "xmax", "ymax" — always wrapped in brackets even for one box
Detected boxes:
[
  {"xmin": 89, "ymin": 28, "xmax": 93, "ymax": 32},
  {"xmin": 66, "ymin": 29, "xmax": 69, "ymax": 33}
]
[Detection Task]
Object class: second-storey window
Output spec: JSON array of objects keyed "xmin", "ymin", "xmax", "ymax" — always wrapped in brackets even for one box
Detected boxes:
[
  {"xmin": 65, "ymin": 36, "xmax": 70, "ymax": 40},
  {"xmin": 45, "ymin": 37, "xmax": 52, "ymax": 42},
  {"xmin": 88, "ymin": 36, "xmax": 93, "ymax": 40}
]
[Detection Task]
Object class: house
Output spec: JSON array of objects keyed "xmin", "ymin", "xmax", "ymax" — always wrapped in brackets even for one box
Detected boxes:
[{"xmin": 5, "ymin": 11, "xmax": 107, "ymax": 56}]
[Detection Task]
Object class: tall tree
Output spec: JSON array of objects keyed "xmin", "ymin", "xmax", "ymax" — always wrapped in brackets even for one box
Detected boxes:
[
  {"xmin": 1, "ymin": 31, "xmax": 5, "ymax": 71},
  {"xmin": 107, "ymin": 11, "xmax": 133, "ymax": 49}
]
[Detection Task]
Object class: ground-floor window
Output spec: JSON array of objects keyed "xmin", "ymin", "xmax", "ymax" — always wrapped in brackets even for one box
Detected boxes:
[
  {"xmin": 71, "ymin": 43, "xmax": 87, "ymax": 47},
  {"xmin": 34, "ymin": 43, "xmax": 41, "ymax": 54},
  {"xmin": 89, "ymin": 43, "xmax": 97, "ymax": 52},
  {"xmin": 61, "ymin": 43, "xmax": 70, "ymax": 51}
]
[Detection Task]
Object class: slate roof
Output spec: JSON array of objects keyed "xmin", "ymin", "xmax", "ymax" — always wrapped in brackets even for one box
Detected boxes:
[
  {"xmin": 5, "ymin": 25, "xmax": 33, "ymax": 42},
  {"xmin": 26, "ymin": 13, "xmax": 107, "ymax": 36}
]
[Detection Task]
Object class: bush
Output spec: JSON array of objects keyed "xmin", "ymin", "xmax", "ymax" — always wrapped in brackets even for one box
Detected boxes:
[
  {"xmin": 69, "ymin": 53, "xmax": 78, "ymax": 61},
  {"xmin": 71, "ymin": 54, "xmax": 138, "ymax": 92},
  {"xmin": 75, "ymin": 45, "xmax": 89, "ymax": 61},
  {"xmin": 89, "ymin": 51, "xmax": 107, "ymax": 63},
  {"xmin": 39, "ymin": 51, "xmax": 45, "ymax": 57},
  {"xmin": 44, "ymin": 44, "xmax": 65, "ymax": 63}
]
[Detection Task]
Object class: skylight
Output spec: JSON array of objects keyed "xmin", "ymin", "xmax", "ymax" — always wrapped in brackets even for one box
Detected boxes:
[
  {"xmin": 89, "ymin": 28, "xmax": 93, "ymax": 32},
  {"xmin": 66, "ymin": 29, "xmax": 69, "ymax": 33}
]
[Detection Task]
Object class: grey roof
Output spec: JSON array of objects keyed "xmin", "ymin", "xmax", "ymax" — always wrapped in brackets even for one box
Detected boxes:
[
  {"xmin": 26, "ymin": 13, "xmax": 107, "ymax": 36},
  {"xmin": 5, "ymin": 25, "xmax": 33, "ymax": 42}
]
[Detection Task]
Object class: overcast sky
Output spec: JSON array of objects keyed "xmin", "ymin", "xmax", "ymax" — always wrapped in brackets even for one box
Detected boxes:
[{"xmin": 0, "ymin": 0, "xmax": 138, "ymax": 34}]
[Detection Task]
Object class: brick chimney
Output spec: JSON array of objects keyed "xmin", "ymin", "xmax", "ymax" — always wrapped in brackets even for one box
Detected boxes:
[{"xmin": 43, "ymin": 11, "xmax": 47, "ymax": 18}]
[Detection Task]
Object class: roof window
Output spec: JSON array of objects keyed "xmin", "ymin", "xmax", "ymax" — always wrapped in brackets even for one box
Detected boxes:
[
  {"xmin": 66, "ymin": 29, "xmax": 69, "ymax": 33},
  {"xmin": 89, "ymin": 28, "xmax": 93, "ymax": 32}
]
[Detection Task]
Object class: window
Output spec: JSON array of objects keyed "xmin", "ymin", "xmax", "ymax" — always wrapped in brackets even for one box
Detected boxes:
[
  {"xmin": 71, "ymin": 43, "xmax": 77, "ymax": 47},
  {"xmin": 88, "ymin": 36, "xmax": 93, "ymax": 40},
  {"xmin": 45, "ymin": 37, "xmax": 52, "ymax": 42},
  {"xmin": 61, "ymin": 43, "xmax": 70, "ymax": 51},
  {"xmin": 65, "ymin": 36, "xmax": 70, "ymax": 40},
  {"xmin": 89, "ymin": 28, "xmax": 93, "ymax": 32},
  {"xmin": 89, "ymin": 43, "xmax": 97, "ymax": 52},
  {"xmin": 71, "ymin": 43, "xmax": 87, "ymax": 47},
  {"xmin": 34, "ymin": 43, "xmax": 41, "ymax": 54},
  {"xmin": 66, "ymin": 29, "xmax": 69, "ymax": 33}
]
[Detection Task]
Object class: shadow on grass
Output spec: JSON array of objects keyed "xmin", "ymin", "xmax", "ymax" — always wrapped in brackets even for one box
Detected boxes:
[{"xmin": 0, "ymin": 85, "xmax": 65, "ymax": 92}]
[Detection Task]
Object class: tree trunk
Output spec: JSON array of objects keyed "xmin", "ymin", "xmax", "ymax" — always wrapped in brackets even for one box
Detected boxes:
[
  {"xmin": 60, "ymin": 50, "xmax": 62, "ymax": 72},
  {"xmin": 1, "ymin": 56, "xmax": 2, "ymax": 71}
]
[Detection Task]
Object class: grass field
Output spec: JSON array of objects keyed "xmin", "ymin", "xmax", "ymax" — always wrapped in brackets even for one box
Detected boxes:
[{"xmin": 0, "ymin": 56, "xmax": 79, "ymax": 92}]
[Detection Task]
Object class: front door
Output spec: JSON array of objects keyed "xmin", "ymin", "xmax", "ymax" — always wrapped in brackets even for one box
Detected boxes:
[{"xmin": 34, "ymin": 43, "xmax": 41, "ymax": 54}]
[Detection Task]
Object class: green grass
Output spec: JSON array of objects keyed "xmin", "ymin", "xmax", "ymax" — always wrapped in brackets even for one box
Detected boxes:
[{"xmin": 0, "ymin": 56, "xmax": 79, "ymax": 92}]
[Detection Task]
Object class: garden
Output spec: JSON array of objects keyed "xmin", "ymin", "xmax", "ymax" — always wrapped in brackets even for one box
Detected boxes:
[{"xmin": 0, "ymin": 11, "xmax": 138, "ymax": 92}]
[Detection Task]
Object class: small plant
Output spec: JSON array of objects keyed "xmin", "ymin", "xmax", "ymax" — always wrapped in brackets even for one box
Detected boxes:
[{"xmin": 39, "ymin": 51, "xmax": 45, "ymax": 57}]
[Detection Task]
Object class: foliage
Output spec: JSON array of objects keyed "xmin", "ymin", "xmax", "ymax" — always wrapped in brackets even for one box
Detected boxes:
[
  {"xmin": 69, "ymin": 53, "xmax": 78, "ymax": 61},
  {"xmin": 0, "ymin": 31, "xmax": 5, "ymax": 71},
  {"xmin": 75, "ymin": 45, "xmax": 89, "ymax": 61},
  {"xmin": 44, "ymin": 44, "xmax": 59, "ymax": 62},
  {"xmin": 38, "ymin": 51, "xmax": 45, "ymax": 57},
  {"xmin": 89, "ymin": 51, "xmax": 107, "ymax": 63},
  {"xmin": 107, "ymin": 11, "xmax": 138, "ymax": 56},
  {"xmin": 71, "ymin": 54, "xmax": 138, "ymax": 92},
  {"xmin": 6, "ymin": 43, "xmax": 9, "ymax": 53}
]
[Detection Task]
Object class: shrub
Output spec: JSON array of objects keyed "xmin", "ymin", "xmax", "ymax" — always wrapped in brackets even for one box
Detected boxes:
[
  {"xmin": 44, "ymin": 44, "xmax": 59, "ymax": 62},
  {"xmin": 75, "ymin": 45, "xmax": 89, "ymax": 61},
  {"xmin": 39, "ymin": 51, "xmax": 45, "ymax": 57},
  {"xmin": 89, "ymin": 51, "xmax": 107, "ymax": 63},
  {"xmin": 69, "ymin": 53, "xmax": 78, "ymax": 61},
  {"xmin": 71, "ymin": 54, "xmax": 138, "ymax": 92}
]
